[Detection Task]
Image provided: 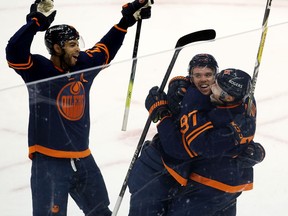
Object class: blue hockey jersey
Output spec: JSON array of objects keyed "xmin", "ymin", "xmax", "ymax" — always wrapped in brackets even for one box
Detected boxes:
[
  {"xmin": 157, "ymin": 85, "xmax": 256, "ymax": 193},
  {"xmin": 6, "ymin": 20, "xmax": 127, "ymax": 159}
]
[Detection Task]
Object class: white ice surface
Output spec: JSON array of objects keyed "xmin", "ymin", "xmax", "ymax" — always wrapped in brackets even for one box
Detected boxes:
[{"xmin": 0, "ymin": 0, "xmax": 288, "ymax": 215}]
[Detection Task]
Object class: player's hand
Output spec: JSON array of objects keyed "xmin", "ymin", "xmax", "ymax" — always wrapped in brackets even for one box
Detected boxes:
[
  {"xmin": 26, "ymin": 0, "xmax": 56, "ymax": 31},
  {"xmin": 119, "ymin": 0, "xmax": 153, "ymax": 28},
  {"xmin": 237, "ymin": 142, "xmax": 265, "ymax": 168},
  {"xmin": 145, "ymin": 86, "xmax": 170, "ymax": 123},
  {"xmin": 229, "ymin": 113, "xmax": 256, "ymax": 145},
  {"xmin": 123, "ymin": 0, "xmax": 154, "ymax": 14},
  {"xmin": 132, "ymin": 6, "xmax": 152, "ymax": 21},
  {"xmin": 167, "ymin": 76, "xmax": 190, "ymax": 115}
]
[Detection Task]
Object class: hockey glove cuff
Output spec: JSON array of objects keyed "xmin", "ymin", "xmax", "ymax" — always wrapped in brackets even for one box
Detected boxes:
[
  {"xmin": 237, "ymin": 142, "xmax": 265, "ymax": 168},
  {"xmin": 145, "ymin": 86, "xmax": 170, "ymax": 123},
  {"xmin": 228, "ymin": 113, "xmax": 256, "ymax": 145},
  {"xmin": 26, "ymin": 0, "xmax": 56, "ymax": 31}
]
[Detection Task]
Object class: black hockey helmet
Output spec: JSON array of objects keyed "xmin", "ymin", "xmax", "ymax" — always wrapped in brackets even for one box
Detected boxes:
[
  {"xmin": 188, "ymin": 53, "xmax": 218, "ymax": 75},
  {"xmin": 44, "ymin": 24, "xmax": 80, "ymax": 54},
  {"xmin": 216, "ymin": 68, "xmax": 251, "ymax": 101}
]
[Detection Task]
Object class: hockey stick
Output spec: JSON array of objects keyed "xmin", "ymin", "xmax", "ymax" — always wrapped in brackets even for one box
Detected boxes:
[
  {"xmin": 247, "ymin": 0, "xmax": 272, "ymax": 115},
  {"xmin": 121, "ymin": 0, "xmax": 154, "ymax": 131},
  {"xmin": 121, "ymin": 20, "xmax": 142, "ymax": 131},
  {"xmin": 112, "ymin": 29, "xmax": 216, "ymax": 216}
]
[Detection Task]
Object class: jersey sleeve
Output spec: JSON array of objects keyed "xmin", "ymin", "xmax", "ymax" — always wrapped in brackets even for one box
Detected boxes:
[
  {"xmin": 156, "ymin": 87, "xmax": 212, "ymax": 160},
  {"xmin": 157, "ymin": 115, "xmax": 192, "ymax": 160},
  {"xmin": 6, "ymin": 21, "xmax": 39, "ymax": 73},
  {"xmin": 84, "ymin": 25, "xmax": 127, "ymax": 66},
  {"xmin": 180, "ymin": 103, "xmax": 257, "ymax": 158},
  {"xmin": 157, "ymin": 88, "xmax": 255, "ymax": 160}
]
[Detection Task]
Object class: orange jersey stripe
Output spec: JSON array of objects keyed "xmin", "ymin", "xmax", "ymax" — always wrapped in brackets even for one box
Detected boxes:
[
  {"xmin": 186, "ymin": 121, "xmax": 214, "ymax": 145},
  {"xmin": 85, "ymin": 43, "xmax": 110, "ymax": 64},
  {"xmin": 182, "ymin": 134, "xmax": 198, "ymax": 158},
  {"xmin": 7, "ymin": 56, "xmax": 33, "ymax": 70},
  {"xmin": 29, "ymin": 144, "xmax": 91, "ymax": 159},
  {"xmin": 190, "ymin": 172, "xmax": 253, "ymax": 193},
  {"xmin": 114, "ymin": 24, "xmax": 128, "ymax": 33},
  {"xmin": 162, "ymin": 159, "xmax": 188, "ymax": 186}
]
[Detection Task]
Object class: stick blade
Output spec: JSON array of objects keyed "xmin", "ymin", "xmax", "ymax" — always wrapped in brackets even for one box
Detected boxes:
[{"xmin": 175, "ymin": 29, "xmax": 216, "ymax": 48}]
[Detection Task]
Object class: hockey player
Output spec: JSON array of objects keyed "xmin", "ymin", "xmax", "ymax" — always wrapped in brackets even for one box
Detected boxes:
[
  {"xmin": 153, "ymin": 68, "xmax": 263, "ymax": 215},
  {"xmin": 128, "ymin": 54, "xmax": 264, "ymax": 215},
  {"xmin": 5, "ymin": 0, "xmax": 152, "ymax": 215},
  {"xmin": 127, "ymin": 54, "xmax": 220, "ymax": 216}
]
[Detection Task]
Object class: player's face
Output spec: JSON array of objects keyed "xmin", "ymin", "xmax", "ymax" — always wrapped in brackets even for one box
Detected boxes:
[
  {"xmin": 210, "ymin": 81, "xmax": 234, "ymax": 105},
  {"xmin": 62, "ymin": 40, "xmax": 80, "ymax": 67},
  {"xmin": 190, "ymin": 66, "xmax": 215, "ymax": 95}
]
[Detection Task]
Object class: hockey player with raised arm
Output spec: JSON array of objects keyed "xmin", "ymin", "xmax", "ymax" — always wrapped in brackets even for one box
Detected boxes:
[{"xmin": 5, "ymin": 0, "xmax": 152, "ymax": 215}]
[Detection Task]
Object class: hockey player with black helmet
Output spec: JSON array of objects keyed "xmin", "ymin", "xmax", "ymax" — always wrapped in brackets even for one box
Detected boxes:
[
  {"xmin": 151, "ymin": 67, "xmax": 264, "ymax": 215},
  {"xmin": 211, "ymin": 68, "xmax": 252, "ymax": 104},
  {"xmin": 128, "ymin": 53, "xmax": 220, "ymax": 215},
  {"xmin": 6, "ymin": 0, "xmax": 152, "ymax": 215},
  {"xmin": 166, "ymin": 53, "xmax": 219, "ymax": 117},
  {"xmin": 128, "ymin": 53, "xmax": 264, "ymax": 215}
]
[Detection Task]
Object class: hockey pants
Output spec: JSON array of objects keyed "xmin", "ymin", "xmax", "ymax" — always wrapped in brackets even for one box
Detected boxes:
[{"xmin": 31, "ymin": 153, "xmax": 111, "ymax": 216}]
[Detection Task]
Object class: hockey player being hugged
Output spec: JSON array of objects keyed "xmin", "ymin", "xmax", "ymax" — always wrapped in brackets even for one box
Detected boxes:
[
  {"xmin": 128, "ymin": 54, "xmax": 265, "ymax": 216},
  {"xmin": 154, "ymin": 67, "xmax": 265, "ymax": 215},
  {"xmin": 5, "ymin": 0, "xmax": 152, "ymax": 215}
]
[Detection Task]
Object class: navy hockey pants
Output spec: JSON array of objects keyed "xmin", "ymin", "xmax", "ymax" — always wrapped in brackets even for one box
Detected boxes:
[
  {"xmin": 128, "ymin": 142, "xmax": 241, "ymax": 216},
  {"xmin": 128, "ymin": 142, "xmax": 178, "ymax": 216},
  {"xmin": 166, "ymin": 181, "xmax": 241, "ymax": 216},
  {"xmin": 31, "ymin": 153, "xmax": 111, "ymax": 216}
]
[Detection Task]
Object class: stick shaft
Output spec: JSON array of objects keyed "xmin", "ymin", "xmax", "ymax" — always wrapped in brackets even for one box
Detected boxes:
[
  {"xmin": 247, "ymin": 0, "xmax": 272, "ymax": 114},
  {"xmin": 112, "ymin": 29, "xmax": 216, "ymax": 216},
  {"xmin": 122, "ymin": 20, "xmax": 142, "ymax": 131}
]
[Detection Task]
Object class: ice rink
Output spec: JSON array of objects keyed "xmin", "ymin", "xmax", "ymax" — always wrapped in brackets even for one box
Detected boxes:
[{"xmin": 1, "ymin": 0, "xmax": 288, "ymax": 215}]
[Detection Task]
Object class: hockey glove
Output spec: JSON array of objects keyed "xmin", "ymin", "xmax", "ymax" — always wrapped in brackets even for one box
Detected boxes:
[
  {"xmin": 167, "ymin": 76, "xmax": 191, "ymax": 115},
  {"xmin": 119, "ymin": 0, "xmax": 153, "ymax": 29},
  {"xmin": 133, "ymin": 6, "xmax": 152, "ymax": 20},
  {"xmin": 123, "ymin": 0, "xmax": 153, "ymax": 16},
  {"xmin": 26, "ymin": 0, "xmax": 56, "ymax": 31},
  {"xmin": 237, "ymin": 142, "xmax": 265, "ymax": 168},
  {"xmin": 228, "ymin": 113, "xmax": 256, "ymax": 145},
  {"xmin": 145, "ymin": 86, "xmax": 170, "ymax": 123}
]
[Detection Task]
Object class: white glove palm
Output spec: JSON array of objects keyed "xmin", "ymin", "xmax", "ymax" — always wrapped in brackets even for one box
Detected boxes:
[
  {"xmin": 133, "ymin": 0, "xmax": 153, "ymax": 20},
  {"xmin": 37, "ymin": 0, "xmax": 55, "ymax": 16}
]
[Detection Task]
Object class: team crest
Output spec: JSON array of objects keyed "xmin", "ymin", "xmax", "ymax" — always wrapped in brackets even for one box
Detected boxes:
[{"xmin": 57, "ymin": 81, "xmax": 85, "ymax": 121}]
